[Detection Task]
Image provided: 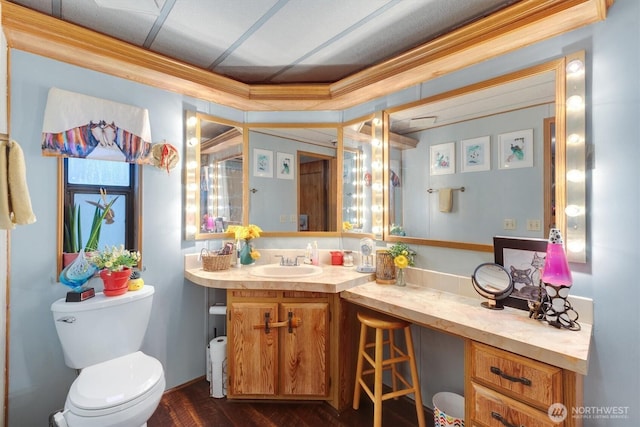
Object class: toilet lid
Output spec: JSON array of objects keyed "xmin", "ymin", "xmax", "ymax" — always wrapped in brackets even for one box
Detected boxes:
[{"xmin": 69, "ymin": 351, "xmax": 163, "ymax": 411}]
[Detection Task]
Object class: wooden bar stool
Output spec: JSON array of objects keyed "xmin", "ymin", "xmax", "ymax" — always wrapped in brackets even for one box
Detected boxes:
[{"xmin": 352, "ymin": 312, "xmax": 426, "ymax": 427}]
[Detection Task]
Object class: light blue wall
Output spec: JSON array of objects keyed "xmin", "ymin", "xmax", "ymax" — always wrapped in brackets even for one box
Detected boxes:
[
  {"xmin": 8, "ymin": 51, "xmax": 209, "ymax": 425},
  {"xmin": 6, "ymin": 0, "xmax": 640, "ymax": 425}
]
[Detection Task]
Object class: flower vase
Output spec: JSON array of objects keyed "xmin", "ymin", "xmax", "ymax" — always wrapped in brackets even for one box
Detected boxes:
[
  {"xmin": 100, "ymin": 268, "xmax": 131, "ymax": 297},
  {"xmin": 396, "ymin": 268, "xmax": 406, "ymax": 287},
  {"xmin": 240, "ymin": 241, "xmax": 255, "ymax": 265}
]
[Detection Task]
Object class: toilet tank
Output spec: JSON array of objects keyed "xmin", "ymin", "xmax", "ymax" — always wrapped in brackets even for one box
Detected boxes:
[{"xmin": 51, "ymin": 285, "xmax": 155, "ymax": 369}]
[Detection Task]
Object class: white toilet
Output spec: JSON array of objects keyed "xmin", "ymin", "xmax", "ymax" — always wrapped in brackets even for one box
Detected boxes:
[{"xmin": 50, "ymin": 285, "xmax": 165, "ymax": 427}]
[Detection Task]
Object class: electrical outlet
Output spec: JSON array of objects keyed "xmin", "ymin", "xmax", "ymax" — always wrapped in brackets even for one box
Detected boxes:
[
  {"xmin": 279, "ymin": 214, "xmax": 287, "ymax": 223},
  {"xmin": 527, "ymin": 219, "xmax": 542, "ymax": 231},
  {"xmin": 290, "ymin": 214, "xmax": 297, "ymax": 223},
  {"xmin": 503, "ymin": 219, "xmax": 516, "ymax": 230}
]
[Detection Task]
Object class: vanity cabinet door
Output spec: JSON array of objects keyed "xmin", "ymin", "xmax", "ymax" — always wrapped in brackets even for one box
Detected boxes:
[
  {"xmin": 280, "ymin": 302, "xmax": 329, "ymax": 397},
  {"xmin": 228, "ymin": 302, "xmax": 279, "ymax": 396}
]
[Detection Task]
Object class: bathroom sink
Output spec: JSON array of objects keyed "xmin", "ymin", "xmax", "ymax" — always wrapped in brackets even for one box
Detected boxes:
[{"xmin": 249, "ymin": 264, "xmax": 323, "ymax": 279}]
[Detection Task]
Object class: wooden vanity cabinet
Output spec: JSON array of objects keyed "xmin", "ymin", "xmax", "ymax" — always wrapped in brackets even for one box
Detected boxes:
[
  {"xmin": 226, "ymin": 289, "xmax": 357, "ymax": 409},
  {"xmin": 466, "ymin": 341, "xmax": 583, "ymax": 427}
]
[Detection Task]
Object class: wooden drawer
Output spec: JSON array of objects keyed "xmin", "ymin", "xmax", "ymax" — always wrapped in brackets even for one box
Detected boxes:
[
  {"xmin": 471, "ymin": 342, "xmax": 563, "ymax": 409},
  {"xmin": 470, "ymin": 382, "xmax": 561, "ymax": 427}
]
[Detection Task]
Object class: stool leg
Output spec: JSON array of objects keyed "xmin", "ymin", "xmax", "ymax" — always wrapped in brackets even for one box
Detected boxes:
[
  {"xmin": 352, "ymin": 322, "xmax": 367, "ymax": 410},
  {"xmin": 388, "ymin": 329, "xmax": 399, "ymax": 395},
  {"xmin": 373, "ymin": 327, "xmax": 384, "ymax": 427},
  {"xmin": 404, "ymin": 326, "xmax": 426, "ymax": 427}
]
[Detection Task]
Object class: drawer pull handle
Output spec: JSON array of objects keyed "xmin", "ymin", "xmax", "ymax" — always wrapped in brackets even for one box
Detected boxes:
[
  {"xmin": 490, "ymin": 366, "xmax": 532, "ymax": 386},
  {"xmin": 491, "ymin": 411, "xmax": 523, "ymax": 427}
]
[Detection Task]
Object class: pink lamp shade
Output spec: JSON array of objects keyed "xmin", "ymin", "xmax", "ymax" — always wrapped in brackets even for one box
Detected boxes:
[{"xmin": 541, "ymin": 229, "xmax": 573, "ymax": 287}]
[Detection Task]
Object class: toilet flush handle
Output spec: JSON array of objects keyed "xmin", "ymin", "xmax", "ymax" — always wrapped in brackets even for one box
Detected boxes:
[{"xmin": 56, "ymin": 316, "xmax": 76, "ymax": 323}]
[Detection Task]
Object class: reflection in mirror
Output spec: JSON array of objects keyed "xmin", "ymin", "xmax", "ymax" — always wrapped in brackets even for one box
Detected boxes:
[
  {"xmin": 386, "ymin": 61, "xmax": 564, "ymax": 250},
  {"xmin": 248, "ymin": 125, "xmax": 338, "ymax": 232},
  {"xmin": 342, "ymin": 117, "xmax": 375, "ymax": 234},
  {"xmin": 184, "ymin": 112, "xmax": 244, "ymax": 240}
]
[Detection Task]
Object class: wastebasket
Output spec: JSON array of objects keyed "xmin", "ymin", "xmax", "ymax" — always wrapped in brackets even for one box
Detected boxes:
[{"xmin": 433, "ymin": 392, "xmax": 465, "ymax": 427}]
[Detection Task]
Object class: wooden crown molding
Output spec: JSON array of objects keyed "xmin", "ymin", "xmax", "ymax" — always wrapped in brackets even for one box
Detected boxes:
[{"xmin": 1, "ymin": 0, "xmax": 611, "ymax": 112}]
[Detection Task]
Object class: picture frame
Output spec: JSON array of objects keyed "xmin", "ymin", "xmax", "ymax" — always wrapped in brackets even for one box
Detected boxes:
[
  {"xmin": 253, "ymin": 148, "xmax": 273, "ymax": 178},
  {"xmin": 299, "ymin": 214, "xmax": 309, "ymax": 231},
  {"xmin": 498, "ymin": 129, "xmax": 534, "ymax": 169},
  {"xmin": 276, "ymin": 152, "xmax": 294, "ymax": 180},
  {"xmin": 430, "ymin": 142, "xmax": 456, "ymax": 175},
  {"xmin": 493, "ymin": 236, "xmax": 548, "ymax": 310},
  {"xmin": 461, "ymin": 136, "xmax": 490, "ymax": 172}
]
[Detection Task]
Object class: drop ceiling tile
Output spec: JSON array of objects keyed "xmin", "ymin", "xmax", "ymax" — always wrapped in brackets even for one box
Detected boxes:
[{"xmin": 151, "ymin": 0, "xmax": 280, "ymax": 69}]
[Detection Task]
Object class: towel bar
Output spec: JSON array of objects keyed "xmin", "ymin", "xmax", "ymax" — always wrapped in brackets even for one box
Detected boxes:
[{"xmin": 427, "ymin": 186, "xmax": 465, "ymax": 193}]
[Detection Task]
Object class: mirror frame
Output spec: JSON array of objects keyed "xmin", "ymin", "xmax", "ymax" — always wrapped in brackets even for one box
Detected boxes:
[
  {"xmin": 184, "ymin": 111, "xmax": 247, "ymax": 241},
  {"xmin": 247, "ymin": 122, "xmax": 342, "ymax": 237},
  {"xmin": 383, "ymin": 57, "xmax": 571, "ymax": 253}
]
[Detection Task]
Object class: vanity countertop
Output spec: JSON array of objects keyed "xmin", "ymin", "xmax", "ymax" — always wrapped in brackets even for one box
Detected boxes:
[
  {"xmin": 341, "ymin": 281, "xmax": 592, "ymax": 375},
  {"xmin": 185, "ymin": 262, "xmax": 375, "ymax": 293}
]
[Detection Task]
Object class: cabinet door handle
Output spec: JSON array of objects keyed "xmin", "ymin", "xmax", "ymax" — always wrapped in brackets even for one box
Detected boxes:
[
  {"xmin": 491, "ymin": 411, "xmax": 522, "ymax": 427},
  {"xmin": 490, "ymin": 366, "xmax": 532, "ymax": 386},
  {"xmin": 254, "ymin": 312, "xmax": 302, "ymax": 333}
]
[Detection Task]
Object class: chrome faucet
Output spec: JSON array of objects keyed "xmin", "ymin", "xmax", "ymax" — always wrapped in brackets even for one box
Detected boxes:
[{"xmin": 274, "ymin": 255, "xmax": 306, "ymax": 266}]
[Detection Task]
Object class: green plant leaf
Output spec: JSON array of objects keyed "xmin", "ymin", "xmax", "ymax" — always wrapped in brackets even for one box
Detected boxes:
[{"xmin": 85, "ymin": 196, "xmax": 118, "ymax": 251}]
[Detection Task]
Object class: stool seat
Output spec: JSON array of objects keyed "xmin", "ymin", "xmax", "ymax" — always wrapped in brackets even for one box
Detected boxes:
[{"xmin": 353, "ymin": 312, "xmax": 426, "ymax": 427}]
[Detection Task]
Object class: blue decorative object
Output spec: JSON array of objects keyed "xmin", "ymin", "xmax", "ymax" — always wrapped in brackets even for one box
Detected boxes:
[
  {"xmin": 59, "ymin": 249, "xmax": 97, "ymax": 292},
  {"xmin": 239, "ymin": 241, "xmax": 254, "ymax": 265}
]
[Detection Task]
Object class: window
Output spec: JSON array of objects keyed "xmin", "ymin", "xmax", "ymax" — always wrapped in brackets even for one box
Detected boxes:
[{"xmin": 58, "ymin": 158, "xmax": 141, "ymax": 272}]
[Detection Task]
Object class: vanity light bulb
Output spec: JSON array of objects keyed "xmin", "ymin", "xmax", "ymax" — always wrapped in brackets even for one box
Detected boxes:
[
  {"xmin": 567, "ymin": 95, "xmax": 584, "ymax": 110},
  {"xmin": 186, "ymin": 225, "xmax": 197, "ymax": 234},
  {"xmin": 187, "ymin": 183, "xmax": 197, "ymax": 192},
  {"xmin": 567, "ymin": 133, "xmax": 582, "ymax": 145},
  {"xmin": 565, "ymin": 204, "xmax": 584, "ymax": 217},
  {"xmin": 372, "ymin": 226, "xmax": 381, "ymax": 234},
  {"xmin": 372, "ymin": 183, "xmax": 383, "ymax": 192},
  {"xmin": 372, "ymin": 118, "xmax": 382, "ymax": 126},
  {"xmin": 567, "ymin": 239, "xmax": 585, "ymax": 253},
  {"xmin": 566, "ymin": 169, "xmax": 585, "ymax": 182},
  {"xmin": 372, "ymin": 138, "xmax": 381, "ymax": 147},
  {"xmin": 188, "ymin": 137, "xmax": 198, "ymax": 146},
  {"xmin": 187, "ymin": 160, "xmax": 198, "ymax": 170},
  {"xmin": 186, "ymin": 204, "xmax": 196, "ymax": 213},
  {"xmin": 186, "ymin": 115, "xmax": 197, "ymax": 127},
  {"xmin": 566, "ymin": 59, "xmax": 584, "ymax": 75}
]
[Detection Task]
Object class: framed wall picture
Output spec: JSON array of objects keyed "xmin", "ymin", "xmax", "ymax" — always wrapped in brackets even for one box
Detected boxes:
[
  {"xmin": 498, "ymin": 129, "xmax": 534, "ymax": 169},
  {"xmin": 430, "ymin": 142, "xmax": 455, "ymax": 175},
  {"xmin": 253, "ymin": 148, "xmax": 273, "ymax": 178},
  {"xmin": 276, "ymin": 152, "xmax": 294, "ymax": 180},
  {"xmin": 461, "ymin": 136, "xmax": 490, "ymax": 172},
  {"xmin": 494, "ymin": 236, "xmax": 548, "ymax": 310}
]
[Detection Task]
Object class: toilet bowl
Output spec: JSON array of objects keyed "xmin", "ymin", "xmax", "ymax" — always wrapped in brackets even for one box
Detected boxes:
[{"xmin": 55, "ymin": 352, "xmax": 165, "ymax": 427}]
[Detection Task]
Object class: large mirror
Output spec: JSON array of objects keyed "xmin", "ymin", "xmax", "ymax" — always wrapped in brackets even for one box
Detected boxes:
[
  {"xmin": 184, "ymin": 112, "xmax": 245, "ymax": 240},
  {"xmin": 385, "ymin": 60, "xmax": 567, "ymax": 251},
  {"xmin": 247, "ymin": 124, "xmax": 339, "ymax": 233}
]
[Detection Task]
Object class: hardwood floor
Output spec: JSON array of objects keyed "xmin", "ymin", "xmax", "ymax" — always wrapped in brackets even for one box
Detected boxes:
[{"xmin": 149, "ymin": 378, "xmax": 434, "ymax": 427}]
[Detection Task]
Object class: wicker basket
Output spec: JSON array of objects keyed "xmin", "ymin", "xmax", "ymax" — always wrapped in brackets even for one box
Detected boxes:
[{"xmin": 201, "ymin": 249, "xmax": 233, "ymax": 272}]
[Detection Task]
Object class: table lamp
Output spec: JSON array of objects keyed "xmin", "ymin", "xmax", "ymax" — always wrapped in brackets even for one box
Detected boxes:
[{"xmin": 541, "ymin": 229, "xmax": 580, "ymax": 330}]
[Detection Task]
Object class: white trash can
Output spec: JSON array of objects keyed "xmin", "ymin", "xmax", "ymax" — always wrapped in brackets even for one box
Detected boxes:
[{"xmin": 433, "ymin": 392, "xmax": 465, "ymax": 427}]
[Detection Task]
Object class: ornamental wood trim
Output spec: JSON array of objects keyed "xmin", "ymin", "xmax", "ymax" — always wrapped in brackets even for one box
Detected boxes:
[{"xmin": 1, "ymin": 0, "xmax": 612, "ymax": 112}]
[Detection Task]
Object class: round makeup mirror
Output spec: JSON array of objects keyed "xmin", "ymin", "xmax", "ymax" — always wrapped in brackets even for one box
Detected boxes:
[{"xmin": 471, "ymin": 263, "xmax": 513, "ymax": 310}]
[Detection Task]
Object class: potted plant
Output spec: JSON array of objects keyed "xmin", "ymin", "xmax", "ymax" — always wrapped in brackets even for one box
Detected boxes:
[
  {"xmin": 62, "ymin": 195, "xmax": 118, "ymax": 266},
  {"xmin": 90, "ymin": 245, "xmax": 141, "ymax": 296},
  {"xmin": 387, "ymin": 242, "xmax": 416, "ymax": 287}
]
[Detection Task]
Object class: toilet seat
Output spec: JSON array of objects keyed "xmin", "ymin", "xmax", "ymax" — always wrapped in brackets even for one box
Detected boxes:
[{"xmin": 67, "ymin": 351, "xmax": 163, "ymax": 417}]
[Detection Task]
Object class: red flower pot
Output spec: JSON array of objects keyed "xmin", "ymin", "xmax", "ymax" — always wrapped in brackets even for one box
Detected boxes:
[{"xmin": 100, "ymin": 268, "xmax": 131, "ymax": 297}]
